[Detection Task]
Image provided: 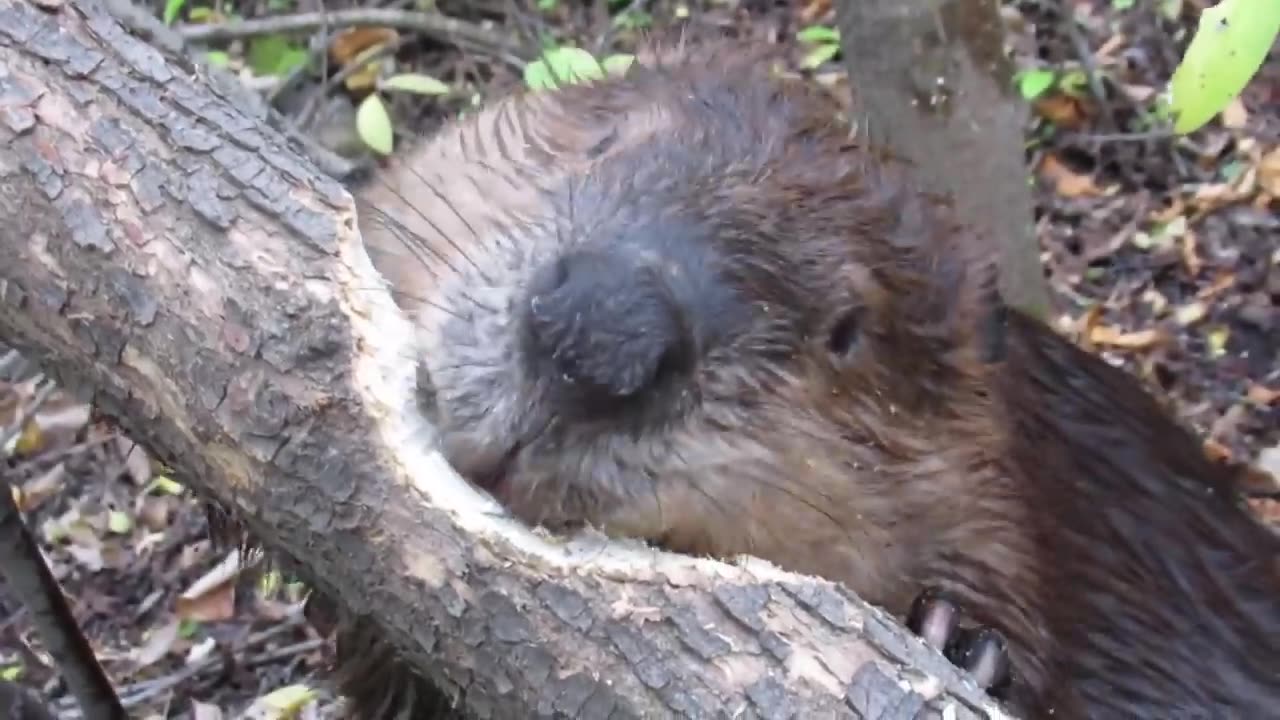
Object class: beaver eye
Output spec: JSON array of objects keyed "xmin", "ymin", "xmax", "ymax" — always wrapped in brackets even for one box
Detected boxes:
[{"xmin": 827, "ymin": 306, "xmax": 864, "ymax": 360}]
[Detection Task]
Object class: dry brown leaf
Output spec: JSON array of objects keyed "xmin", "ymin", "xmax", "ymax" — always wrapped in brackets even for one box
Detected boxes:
[
  {"xmin": 343, "ymin": 54, "xmax": 387, "ymax": 93},
  {"xmin": 1203, "ymin": 437, "xmax": 1234, "ymax": 463},
  {"xmin": 117, "ymin": 436, "xmax": 153, "ymax": 485},
  {"xmin": 1039, "ymin": 153, "xmax": 1104, "ymax": 198},
  {"xmin": 1258, "ymin": 145, "xmax": 1280, "ymax": 196},
  {"xmin": 1150, "ymin": 195, "xmax": 1187, "ymax": 223},
  {"xmin": 177, "ymin": 580, "xmax": 236, "ymax": 623},
  {"xmin": 177, "ymin": 550, "xmax": 241, "ymax": 622},
  {"xmin": 1140, "ymin": 287, "xmax": 1170, "ymax": 316},
  {"xmin": 1220, "ymin": 97, "xmax": 1249, "ymax": 129},
  {"xmin": 1174, "ymin": 301, "xmax": 1207, "ymax": 326},
  {"xmin": 135, "ymin": 495, "xmax": 173, "ymax": 531},
  {"xmin": 328, "ymin": 27, "xmax": 399, "ymax": 66},
  {"xmin": 1257, "ymin": 444, "xmax": 1280, "ymax": 481},
  {"xmin": 1072, "ymin": 305, "xmax": 1106, "ymax": 351},
  {"xmin": 178, "ymin": 540, "xmax": 213, "ymax": 571},
  {"xmin": 1095, "ymin": 33, "xmax": 1126, "ymax": 61},
  {"xmin": 1196, "ymin": 271, "xmax": 1236, "ymax": 300},
  {"xmin": 131, "ymin": 618, "xmax": 181, "ymax": 669},
  {"xmin": 1033, "ymin": 94, "xmax": 1090, "ymax": 129},
  {"xmin": 62, "ymin": 542, "xmax": 105, "ymax": 573},
  {"xmin": 1180, "ymin": 230, "xmax": 1202, "ymax": 276},
  {"xmin": 191, "ymin": 700, "xmax": 224, "ymax": 720},
  {"xmin": 1116, "ymin": 82, "xmax": 1157, "ymax": 103},
  {"xmin": 799, "ymin": 0, "xmax": 832, "ymax": 24},
  {"xmin": 1248, "ymin": 498, "xmax": 1280, "ymax": 527},
  {"xmin": 1087, "ymin": 324, "xmax": 1164, "ymax": 350},
  {"xmin": 1189, "ymin": 165, "xmax": 1257, "ymax": 217},
  {"xmin": 16, "ymin": 463, "xmax": 66, "ymax": 512},
  {"xmin": 1246, "ymin": 383, "xmax": 1279, "ymax": 406},
  {"xmin": 1237, "ymin": 466, "xmax": 1280, "ymax": 497}
]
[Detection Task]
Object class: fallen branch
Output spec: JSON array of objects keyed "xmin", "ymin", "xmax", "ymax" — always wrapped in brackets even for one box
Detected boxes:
[
  {"xmin": 177, "ymin": 7, "xmax": 525, "ymax": 69},
  {"xmin": 0, "ymin": 0, "xmax": 1015, "ymax": 717}
]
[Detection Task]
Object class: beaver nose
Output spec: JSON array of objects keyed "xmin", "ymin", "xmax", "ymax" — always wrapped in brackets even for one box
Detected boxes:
[{"xmin": 523, "ymin": 246, "xmax": 693, "ymax": 404}]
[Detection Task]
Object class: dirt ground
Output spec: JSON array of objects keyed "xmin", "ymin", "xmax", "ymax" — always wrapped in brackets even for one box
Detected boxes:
[{"xmin": 2, "ymin": 0, "xmax": 1277, "ymax": 717}]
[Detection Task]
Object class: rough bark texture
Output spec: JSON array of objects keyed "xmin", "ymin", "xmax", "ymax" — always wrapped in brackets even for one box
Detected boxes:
[
  {"xmin": 834, "ymin": 0, "xmax": 1051, "ymax": 319},
  {"xmin": 0, "ymin": 0, "xmax": 1019, "ymax": 717}
]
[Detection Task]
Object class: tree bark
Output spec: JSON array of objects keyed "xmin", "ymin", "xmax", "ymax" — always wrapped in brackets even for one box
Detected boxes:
[
  {"xmin": 0, "ymin": 0, "xmax": 1019, "ymax": 717},
  {"xmin": 834, "ymin": 0, "xmax": 1052, "ymax": 319}
]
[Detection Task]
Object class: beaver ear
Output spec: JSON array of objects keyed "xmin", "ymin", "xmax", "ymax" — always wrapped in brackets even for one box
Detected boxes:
[
  {"xmin": 823, "ymin": 263, "xmax": 882, "ymax": 367},
  {"xmin": 825, "ymin": 304, "xmax": 867, "ymax": 363}
]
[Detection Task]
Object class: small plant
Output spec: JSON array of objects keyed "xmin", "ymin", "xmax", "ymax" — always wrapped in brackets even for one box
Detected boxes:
[
  {"xmin": 523, "ymin": 46, "xmax": 635, "ymax": 92},
  {"xmin": 1015, "ymin": 68, "xmax": 1056, "ymax": 101},
  {"xmin": 246, "ymin": 34, "xmax": 309, "ymax": 77},
  {"xmin": 796, "ymin": 25, "xmax": 841, "ymax": 70},
  {"xmin": 1013, "ymin": 67, "xmax": 1089, "ymax": 101},
  {"xmin": 356, "ymin": 72, "xmax": 452, "ymax": 155}
]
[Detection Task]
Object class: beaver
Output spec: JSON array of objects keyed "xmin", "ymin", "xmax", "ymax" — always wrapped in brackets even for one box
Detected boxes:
[{"xmin": 351, "ymin": 39, "xmax": 1280, "ymax": 718}]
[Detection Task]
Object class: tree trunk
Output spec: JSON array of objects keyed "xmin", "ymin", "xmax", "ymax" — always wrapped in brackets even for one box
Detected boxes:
[
  {"xmin": 833, "ymin": 0, "xmax": 1052, "ymax": 319},
  {"xmin": 0, "ymin": 0, "xmax": 1019, "ymax": 717}
]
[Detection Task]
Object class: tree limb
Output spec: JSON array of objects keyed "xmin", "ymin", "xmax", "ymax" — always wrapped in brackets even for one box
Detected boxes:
[
  {"xmin": 0, "ymin": 0, "xmax": 1018, "ymax": 717},
  {"xmin": 834, "ymin": 0, "xmax": 1052, "ymax": 319}
]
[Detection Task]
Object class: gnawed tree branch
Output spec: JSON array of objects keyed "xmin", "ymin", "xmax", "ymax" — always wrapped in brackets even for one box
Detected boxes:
[{"xmin": 0, "ymin": 0, "xmax": 1017, "ymax": 717}]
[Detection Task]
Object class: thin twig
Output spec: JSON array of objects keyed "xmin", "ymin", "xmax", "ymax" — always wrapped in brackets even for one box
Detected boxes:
[
  {"xmin": 178, "ymin": 8, "xmax": 526, "ymax": 69},
  {"xmin": 1060, "ymin": 10, "xmax": 1117, "ymax": 132},
  {"xmin": 50, "ymin": 612, "xmax": 314, "ymax": 716},
  {"xmin": 1061, "ymin": 129, "xmax": 1175, "ymax": 144}
]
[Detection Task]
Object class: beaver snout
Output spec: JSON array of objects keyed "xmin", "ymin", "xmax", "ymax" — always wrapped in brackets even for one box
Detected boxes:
[{"xmin": 521, "ymin": 244, "xmax": 700, "ymax": 411}]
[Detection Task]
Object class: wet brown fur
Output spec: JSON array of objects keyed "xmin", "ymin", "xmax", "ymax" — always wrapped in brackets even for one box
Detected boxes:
[{"xmin": 349, "ymin": 37, "xmax": 1280, "ymax": 719}]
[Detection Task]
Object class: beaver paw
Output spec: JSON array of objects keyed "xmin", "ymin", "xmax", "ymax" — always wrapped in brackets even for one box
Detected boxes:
[{"xmin": 906, "ymin": 589, "xmax": 1011, "ymax": 693}]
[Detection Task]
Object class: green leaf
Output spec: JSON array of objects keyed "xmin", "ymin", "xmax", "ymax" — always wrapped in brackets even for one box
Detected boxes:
[
  {"xmin": 187, "ymin": 6, "xmax": 213, "ymax": 22},
  {"xmin": 144, "ymin": 475, "xmax": 185, "ymax": 495},
  {"xmin": 356, "ymin": 93, "xmax": 394, "ymax": 155},
  {"xmin": 1059, "ymin": 69, "xmax": 1089, "ymax": 96},
  {"xmin": 381, "ymin": 73, "xmax": 451, "ymax": 96},
  {"xmin": 523, "ymin": 46, "xmax": 604, "ymax": 91},
  {"xmin": 107, "ymin": 511, "xmax": 133, "ymax": 535},
  {"xmin": 162, "ymin": 0, "xmax": 186, "ymax": 25},
  {"xmin": 203, "ymin": 50, "xmax": 230, "ymax": 68},
  {"xmin": 601, "ymin": 53, "xmax": 635, "ymax": 76},
  {"xmin": 613, "ymin": 9, "xmax": 653, "ymax": 30},
  {"xmin": 1016, "ymin": 69, "xmax": 1057, "ymax": 100},
  {"xmin": 1, "ymin": 664, "xmax": 23, "ymax": 681},
  {"xmin": 800, "ymin": 42, "xmax": 840, "ymax": 70},
  {"xmin": 1168, "ymin": 0, "xmax": 1280, "ymax": 134},
  {"xmin": 797, "ymin": 25, "xmax": 840, "ymax": 45},
  {"xmin": 247, "ymin": 35, "xmax": 309, "ymax": 77},
  {"xmin": 260, "ymin": 684, "xmax": 319, "ymax": 714},
  {"xmin": 524, "ymin": 60, "xmax": 555, "ymax": 91}
]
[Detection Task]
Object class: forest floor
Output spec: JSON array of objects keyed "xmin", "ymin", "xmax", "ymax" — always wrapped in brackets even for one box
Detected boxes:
[{"xmin": 2, "ymin": 0, "xmax": 1277, "ymax": 717}]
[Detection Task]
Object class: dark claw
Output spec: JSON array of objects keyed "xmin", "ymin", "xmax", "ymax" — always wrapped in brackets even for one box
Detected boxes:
[
  {"xmin": 949, "ymin": 626, "xmax": 1011, "ymax": 691},
  {"xmin": 906, "ymin": 588, "xmax": 1013, "ymax": 695},
  {"xmin": 906, "ymin": 589, "xmax": 960, "ymax": 652}
]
